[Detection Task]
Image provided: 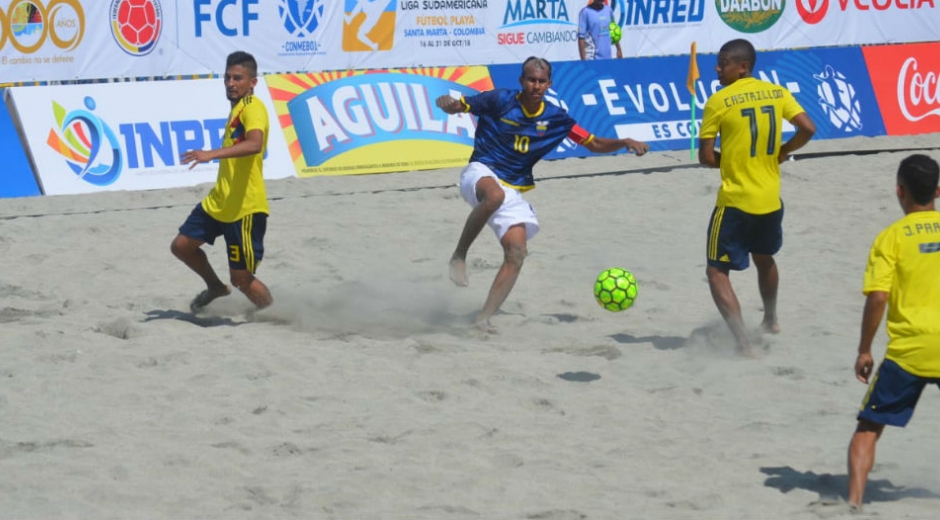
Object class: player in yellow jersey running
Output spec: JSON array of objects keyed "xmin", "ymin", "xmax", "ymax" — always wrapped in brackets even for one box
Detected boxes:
[
  {"xmin": 847, "ymin": 154, "xmax": 940, "ymax": 512},
  {"xmin": 698, "ymin": 39, "xmax": 816, "ymax": 355},
  {"xmin": 173, "ymin": 51, "xmax": 273, "ymax": 312}
]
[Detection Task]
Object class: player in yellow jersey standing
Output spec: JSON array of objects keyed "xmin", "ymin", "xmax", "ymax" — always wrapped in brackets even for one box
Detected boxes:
[
  {"xmin": 173, "ymin": 51, "xmax": 273, "ymax": 312},
  {"xmin": 847, "ymin": 154, "xmax": 940, "ymax": 512},
  {"xmin": 698, "ymin": 39, "xmax": 816, "ymax": 355}
]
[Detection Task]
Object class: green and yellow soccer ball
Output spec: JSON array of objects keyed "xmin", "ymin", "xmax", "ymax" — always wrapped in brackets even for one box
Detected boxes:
[
  {"xmin": 594, "ymin": 268, "xmax": 638, "ymax": 312},
  {"xmin": 609, "ymin": 22, "xmax": 622, "ymax": 45}
]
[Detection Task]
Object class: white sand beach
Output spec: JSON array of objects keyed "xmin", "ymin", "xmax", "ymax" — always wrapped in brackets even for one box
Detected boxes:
[{"xmin": 1, "ymin": 134, "xmax": 939, "ymax": 519}]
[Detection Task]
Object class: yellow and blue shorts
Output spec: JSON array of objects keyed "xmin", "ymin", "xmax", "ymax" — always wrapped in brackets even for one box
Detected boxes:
[
  {"xmin": 179, "ymin": 204, "xmax": 267, "ymax": 273},
  {"xmin": 706, "ymin": 203, "xmax": 783, "ymax": 270},
  {"xmin": 858, "ymin": 358, "xmax": 940, "ymax": 427}
]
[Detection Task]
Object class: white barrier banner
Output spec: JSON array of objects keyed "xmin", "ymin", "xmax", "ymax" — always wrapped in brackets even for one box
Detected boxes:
[
  {"xmin": 1, "ymin": 0, "xmax": 938, "ymax": 83},
  {"xmin": 8, "ymin": 77, "xmax": 294, "ymax": 195},
  {"xmin": 0, "ymin": 0, "xmax": 211, "ymax": 83}
]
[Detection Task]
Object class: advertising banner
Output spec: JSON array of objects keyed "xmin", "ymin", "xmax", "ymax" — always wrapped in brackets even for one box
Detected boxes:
[
  {"xmin": 3, "ymin": 1, "xmax": 940, "ymax": 85},
  {"xmin": 8, "ymin": 77, "xmax": 293, "ymax": 196},
  {"xmin": 486, "ymin": 45, "xmax": 885, "ymax": 160},
  {"xmin": 862, "ymin": 42, "xmax": 940, "ymax": 136},
  {"xmin": 0, "ymin": 0, "xmax": 209, "ymax": 83},
  {"xmin": 0, "ymin": 89, "xmax": 41, "ymax": 197},
  {"xmin": 615, "ymin": 0, "xmax": 940, "ymax": 58},
  {"xmin": 267, "ymin": 66, "xmax": 493, "ymax": 177}
]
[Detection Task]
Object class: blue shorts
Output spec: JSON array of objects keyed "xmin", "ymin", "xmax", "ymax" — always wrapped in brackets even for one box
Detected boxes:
[
  {"xmin": 858, "ymin": 358, "xmax": 940, "ymax": 427},
  {"xmin": 178, "ymin": 204, "xmax": 267, "ymax": 273},
  {"xmin": 706, "ymin": 203, "xmax": 783, "ymax": 271}
]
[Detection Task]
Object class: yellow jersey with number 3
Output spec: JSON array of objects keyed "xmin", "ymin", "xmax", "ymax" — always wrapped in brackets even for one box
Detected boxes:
[
  {"xmin": 700, "ymin": 77, "xmax": 805, "ymax": 215},
  {"xmin": 201, "ymin": 95, "xmax": 270, "ymax": 223},
  {"xmin": 863, "ymin": 211, "xmax": 940, "ymax": 378}
]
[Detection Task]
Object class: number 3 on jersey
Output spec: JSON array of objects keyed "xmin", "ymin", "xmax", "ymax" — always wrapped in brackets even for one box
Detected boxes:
[
  {"xmin": 514, "ymin": 135, "xmax": 530, "ymax": 154},
  {"xmin": 741, "ymin": 105, "xmax": 777, "ymax": 157}
]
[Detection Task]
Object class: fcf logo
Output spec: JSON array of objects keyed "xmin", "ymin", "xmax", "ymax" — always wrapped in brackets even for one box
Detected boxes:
[
  {"xmin": 110, "ymin": 0, "xmax": 163, "ymax": 56},
  {"xmin": 0, "ymin": 0, "xmax": 84, "ymax": 53}
]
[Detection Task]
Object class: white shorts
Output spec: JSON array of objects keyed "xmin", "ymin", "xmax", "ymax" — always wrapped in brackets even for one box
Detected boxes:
[{"xmin": 459, "ymin": 162, "xmax": 539, "ymax": 241}]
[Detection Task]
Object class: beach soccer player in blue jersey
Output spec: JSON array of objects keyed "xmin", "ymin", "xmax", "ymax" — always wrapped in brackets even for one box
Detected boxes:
[{"xmin": 435, "ymin": 56, "xmax": 649, "ymax": 332}]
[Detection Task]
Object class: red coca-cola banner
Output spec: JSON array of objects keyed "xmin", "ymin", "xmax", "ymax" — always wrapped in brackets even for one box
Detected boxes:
[{"xmin": 863, "ymin": 42, "xmax": 940, "ymax": 135}]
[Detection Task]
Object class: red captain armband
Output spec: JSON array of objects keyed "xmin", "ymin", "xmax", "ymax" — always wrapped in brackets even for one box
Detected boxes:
[{"xmin": 568, "ymin": 124, "xmax": 593, "ymax": 146}]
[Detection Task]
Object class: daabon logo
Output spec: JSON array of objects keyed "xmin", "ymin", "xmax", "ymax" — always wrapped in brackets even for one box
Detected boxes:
[
  {"xmin": 716, "ymin": 0, "xmax": 784, "ymax": 33},
  {"xmin": 47, "ymin": 97, "xmax": 123, "ymax": 186}
]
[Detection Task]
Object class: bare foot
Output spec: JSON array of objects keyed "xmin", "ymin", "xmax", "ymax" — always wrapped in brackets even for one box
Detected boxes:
[
  {"xmin": 449, "ymin": 257, "xmax": 469, "ymax": 287},
  {"xmin": 760, "ymin": 320, "xmax": 781, "ymax": 334},
  {"xmin": 473, "ymin": 315, "xmax": 497, "ymax": 334},
  {"xmin": 736, "ymin": 344, "xmax": 757, "ymax": 358},
  {"xmin": 190, "ymin": 285, "xmax": 231, "ymax": 313}
]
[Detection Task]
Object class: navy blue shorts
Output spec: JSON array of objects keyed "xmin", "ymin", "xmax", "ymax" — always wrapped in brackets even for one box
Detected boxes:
[
  {"xmin": 178, "ymin": 204, "xmax": 267, "ymax": 273},
  {"xmin": 858, "ymin": 358, "xmax": 940, "ymax": 427},
  {"xmin": 706, "ymin": 203, "xmax": 784, "ymax": 271}
]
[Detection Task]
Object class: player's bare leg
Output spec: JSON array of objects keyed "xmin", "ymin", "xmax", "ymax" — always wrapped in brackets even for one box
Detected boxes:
[
  {"xmin": 231, "ymin": 269, "xmax": 273, "ymax": 309},
  {"xmin": 450, "ymin": 177, "xmax": 505, "ymax": 287},
  {"xmin": 754, "ymin": 254, "xmax": 780, "ymax": 334},
  {"xmin": 848, "ymin": 419, "xmax": 884, "ymax": 511},
  {"xmin": 707, "ymin": 265, "xmax": 753, "ymax": 356},
  {"xmin": 171, "ymin": 234, "xmax": 231, "ymax": 310},
  {"xmin": 475, "ymin": 224, "xmax": 527, "ymax": 332}
]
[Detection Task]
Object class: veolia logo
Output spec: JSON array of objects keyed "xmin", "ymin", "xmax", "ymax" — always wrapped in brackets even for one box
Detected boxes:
[
  {"xmin": 0, "ymin": 0, "xmax": 84, "ymax": 53},
  {"xmin": 795, "ymin": 0, "xmax": 827, "ymax": 24},
  {"xmin": 715, "ymin": 0, "xmax": 785, "ymax": 33}
]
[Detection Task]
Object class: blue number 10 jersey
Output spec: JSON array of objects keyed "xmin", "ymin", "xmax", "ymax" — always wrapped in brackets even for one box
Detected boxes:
[{"xmin": 461, "ymin": 89, "xmax": 591, "ymax": 191}]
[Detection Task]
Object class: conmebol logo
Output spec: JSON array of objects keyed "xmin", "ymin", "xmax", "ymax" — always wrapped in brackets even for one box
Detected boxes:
[{"xmin": 897, "ymin": 57, "xmax": 940, "ymax": 122}]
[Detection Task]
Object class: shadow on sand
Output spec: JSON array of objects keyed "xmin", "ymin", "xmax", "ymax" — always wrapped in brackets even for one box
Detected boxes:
[
  {"xmin": 609, "ymin": 333, "xmax": 686, "ymax": 351},
  {"xmin": 143, "ymin": 309, "xmax": 244, "ymax": 328},
  {"xmin": 761, "ymin": 466, "xmax": 940, "ymax": 504}
]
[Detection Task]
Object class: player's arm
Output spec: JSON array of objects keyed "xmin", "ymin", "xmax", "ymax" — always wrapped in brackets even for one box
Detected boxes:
[
  {"xmin": 778, "ymin": 112, "xmax": 816, "ymax": 163},
  {"xmin": 180, "ymin": 129, "xmax": 264, "ymax": 170},
  {"xmin": 436, "ymin": 95, "xmax": 469, "ymax": 115},
  {"xmin": 699, "ymin": 138, "xmax": 720, "ymax": 167},
  {"xmin": 578, "ymin": 38, "xmax": 588, "ymax": 60},
  {"xmin": 571, "ymin": 125, "xmax": 649, "ymax": 155},
  {"xmin": 855, "ymin": 290, "xmax": 887, "ymax": 383},
  {"xmin": 615, "ymin": 41, "xmax": 623, "ymax": 59}
]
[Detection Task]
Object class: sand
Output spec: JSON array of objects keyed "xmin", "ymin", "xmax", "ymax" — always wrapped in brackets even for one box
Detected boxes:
[{"xmin": 1, "ymin": 134, "xmax": 939, "ymax": 520}]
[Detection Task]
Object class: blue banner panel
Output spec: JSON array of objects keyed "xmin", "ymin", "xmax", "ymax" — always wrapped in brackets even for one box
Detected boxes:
[
  {"xmin": 487, "ymin": 46, "xmax": 885, "ymax": 160},
  {"xmin": 0, "ymin": 91, "xmax": 41, "ymax": 198}
]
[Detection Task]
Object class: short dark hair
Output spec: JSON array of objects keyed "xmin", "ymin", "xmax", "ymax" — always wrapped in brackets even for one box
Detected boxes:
[
  {"xmin": 521, "ymin": 56, "xmax": 552, "ymax": 79},
  {"xmin": 897, "ymin": 154, "xmax": 940, "ymax": 205},
  {"xmin": 719, "ymin": 39, "xmax": 756, "ymax": 71},
  {"xmin": 226, "ymin": 51, "xmax": 258, "ymax": 77}
]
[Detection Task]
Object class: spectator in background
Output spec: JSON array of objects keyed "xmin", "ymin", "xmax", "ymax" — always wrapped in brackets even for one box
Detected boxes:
[{"xmin": 579, "ymin": 0, "xmax": 622, "ymax": 60}]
